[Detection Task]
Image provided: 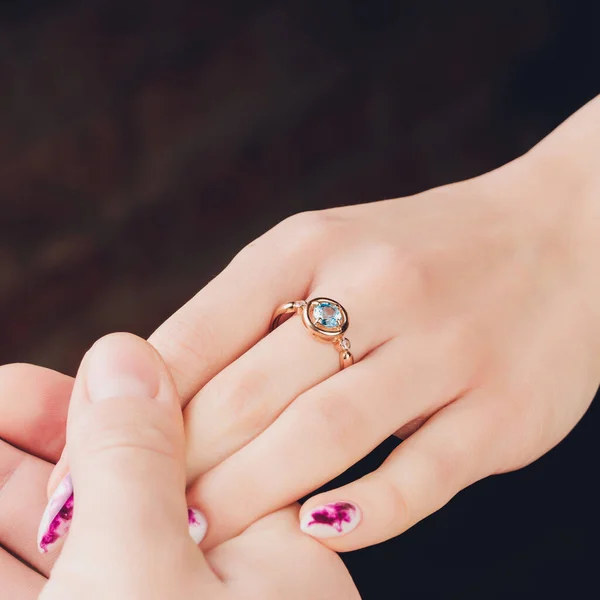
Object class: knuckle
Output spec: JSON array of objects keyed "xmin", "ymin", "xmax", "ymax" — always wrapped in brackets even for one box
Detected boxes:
[
  {"xmin": 359, "ymin": 244, "xmax": 426, "ymax": 298},
  {"xmin": 392, "ymin": 252, "xmax": 427, "ymax": 296},
  {"xmin": 500, "ymin": 393, "xmax": 527, "ymax": 427},
  {"xmin": 0, "ymin": 455, "xmax": 24, "ymax": 499},
  {"xmin": 474, "ymin": 397, "xmax": 535, "ymax": 475},
  {"xmin": 275, "ymin": 211, "xmax": 337, "ymax": 255},
  {"xmin": 372, "ymin": 471, "xmax": 411, "ymax": 529},
  {"xmin": 499, "ymin": 394, "xmax": 548, "ymax": 470},
  {"xmin": 409, "ymin": 440, "xmax": 465, "ymax": 500},
  {"xmin": 445, "ymin": 319, "xmax": 488, "ymax": 380},
  {"xmin": 209, "ymin": 368, "xmax": 273, "ymax": 436},
  {"xmin": 29, "ymin": 407, "xmax": 68, "ymax": 458},
  {"xmin": 427, "ymin": 449, "xmax": 458, "ymax": 496},
  {"xmin": 451, "ymin": 320, "xmax": 484, "ymax": 359},
  {"xmin": 152, "ymin": 313, "xmax": 220, "ymax": 388},
  {"xmin": 305, "ymin": 389, "xmax": 365, "ymax": 457},
  {"xmin": 80, "ymin": 413, "xmax": 180, "ymax": 464},
  {"xmin": 232, "ymin": 210, "xmax": 336, "ymax": 267}
]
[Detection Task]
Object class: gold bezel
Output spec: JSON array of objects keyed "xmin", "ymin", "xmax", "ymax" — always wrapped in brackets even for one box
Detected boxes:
[{"xmin": 302, "ymin": 297, "xmax": 349, "ymax": 341}]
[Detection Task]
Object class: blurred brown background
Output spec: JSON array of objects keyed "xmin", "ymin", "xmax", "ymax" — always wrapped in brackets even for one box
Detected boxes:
[{"xmin": 0, "ymin": 1, "xmax": 598, "ymax": 598}]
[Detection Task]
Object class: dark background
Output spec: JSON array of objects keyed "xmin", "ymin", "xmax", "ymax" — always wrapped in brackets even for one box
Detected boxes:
[{"xmin": 0, "ymin": 0, "xmax": 598, "ymax": 598}]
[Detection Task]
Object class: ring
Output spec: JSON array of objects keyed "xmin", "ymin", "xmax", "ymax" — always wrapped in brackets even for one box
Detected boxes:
[{"xmin": 270, "ymin": 297, "xmax": 354, "ymax": 370}]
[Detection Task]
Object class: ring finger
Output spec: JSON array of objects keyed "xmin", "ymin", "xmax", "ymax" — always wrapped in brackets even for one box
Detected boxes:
[
  {"xmin": 187, "ymin": 328, "xmax": 469, "ymax": 547},
  {"xmin": 183, "ymin": 282, "xmax": 394, "ymax": 477}
]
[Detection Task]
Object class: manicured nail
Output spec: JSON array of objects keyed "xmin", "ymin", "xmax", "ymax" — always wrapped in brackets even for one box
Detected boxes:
[
  {"xmin": 300, "ymin": 501, "xmax": 361, "ymax": 538},
  {"xmin": 37, "ymin": 474, "xmax": 74, "ymax": 554},
  {"xmin": 86, "ymin": 335, "xmax": 160, "ymax": 402},
  {"xmin": 188, "ymin": 508, "xmax": 208, "ymax": 544}
]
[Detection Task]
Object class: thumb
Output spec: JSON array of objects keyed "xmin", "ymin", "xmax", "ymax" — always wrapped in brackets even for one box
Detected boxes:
[{"xmin": 37, "ymin": 333, "xmax": 207, "ymax": 555}]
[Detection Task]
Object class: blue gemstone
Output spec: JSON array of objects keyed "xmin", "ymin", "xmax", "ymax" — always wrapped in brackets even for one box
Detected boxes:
[{"xmin": 313, "ymin": 301, "xmax": 342, "ymax": 328}]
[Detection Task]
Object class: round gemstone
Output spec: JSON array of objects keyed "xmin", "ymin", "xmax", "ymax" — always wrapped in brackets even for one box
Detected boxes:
[{"xmin": 313, "ymin": 301, "xmax": 342, "ymax": 328}]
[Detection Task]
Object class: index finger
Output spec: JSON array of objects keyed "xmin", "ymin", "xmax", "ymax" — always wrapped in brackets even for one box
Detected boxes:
[{"xmin": 148, "ymin": 214, "xmax": 320, "ymax": 401}]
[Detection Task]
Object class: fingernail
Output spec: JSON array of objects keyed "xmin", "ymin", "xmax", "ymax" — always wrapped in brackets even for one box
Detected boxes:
[
  {"xmin": 187, "ymin": 507, "xmax": 208, "ymax": 544},
  {"xmin": 37, "ymin": 474, "xmax": 74, "ymax": 554},
  {"xmin": 300, "ymin": 501, "xmax": 361, "ymax": 538},
  {"xmin": 86, "ymin": 335, "xmax": 160, "ymax": 402}
]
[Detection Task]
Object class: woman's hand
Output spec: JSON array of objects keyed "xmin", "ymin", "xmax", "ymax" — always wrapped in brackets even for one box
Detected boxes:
[
  {"xmin": 137, "ymin": 96, "xmax": 599, "ymax": 552},
  {"xmin": 0, "ymin": 364, "xmax": 71, "ymax": 598},
  {"xmin": 0, "ymin": 337, "xmax": 358, "ymax": 599}
]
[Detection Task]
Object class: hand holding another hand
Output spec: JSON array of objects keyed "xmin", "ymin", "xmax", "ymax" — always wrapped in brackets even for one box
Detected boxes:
[
  {"xmin": 41, "ymin": 96, "xmax": 600, "ymax": 563},
  {"xmin": 143, "ymin": 96, "xmax": 600, "ymax": 552},
  {"xmin": 0, "ymin": 338, "xmax": 358, "ymax": 599}
]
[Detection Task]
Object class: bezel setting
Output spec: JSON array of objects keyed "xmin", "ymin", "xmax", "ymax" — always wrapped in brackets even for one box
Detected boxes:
[{"xmin": 302, "ymin": 297, "xmax": 349, "ymax": 341}]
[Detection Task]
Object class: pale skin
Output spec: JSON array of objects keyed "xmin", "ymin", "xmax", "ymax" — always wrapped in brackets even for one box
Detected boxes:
[
  {"xmin": 46, "ymin": 95, "xmax": 599, "ymax": 554},
  {"xmin": 0, "ymin": 339, "xmax": 359, "ymax": 599}
]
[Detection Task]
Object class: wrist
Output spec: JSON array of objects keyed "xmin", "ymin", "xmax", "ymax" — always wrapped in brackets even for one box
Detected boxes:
[
  {"xmin": 480, "ymin": 96, "xmax": 600, "ymax": 269},
  {"xmin": 522, "ymin": 95, "xmax": 600, "ymax": 246},
  {"xmin": 515, "ymin": 96, "xmax": 600, "ymax": 363},
  {"xmin": 527, "ymin": 94, "xmax": 600, "ymax": 180}
]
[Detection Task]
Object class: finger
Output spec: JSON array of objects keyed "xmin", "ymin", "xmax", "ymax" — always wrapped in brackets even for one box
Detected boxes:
[
  {"xmin": 45, "ymin": 449, "xmax": 67, "ymax": 499},
  {"xmin": 183, "ymin": 286, "xmax": 390, "ymax": 477},
  {"xmin": 187, "ymin": 332, "xmax": 468, "ymax": 547},
  {"xmin": 0, "ymin": 438, "xmax": 58, "ymax": 576},
  {"xmin": 37, "ymin": 334, "xmax": 212, "ymax": 573},
  {"xmin": 298, "ymin": 391, "xmax": 505, "ymax": 551},
  {"xmin": 206, "ymin": 506, "xmax": 360, "ymax": 600},
  {"xmin": 0, "ymin": 364, "xmax": 73, "ymax": 462},
  {"xmin": 148, "ymin": 213, "xmax": 322, "ymax": 400},
  {"xmin": 0, "ymin": 547, "xmax": 45, "ymax": 599}
]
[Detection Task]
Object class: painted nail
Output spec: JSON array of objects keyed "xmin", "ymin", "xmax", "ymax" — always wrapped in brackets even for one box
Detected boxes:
[
  {"xmin": 188, "ymin": 507, "xmax": 208, "ymax": 544},
  {"xmin": 37, "ymin": 474, "xmax": 74, "ymax": 554},
  {"xmin": 300, "ymin": 501, "xmax": 361, "ymax": 538}
]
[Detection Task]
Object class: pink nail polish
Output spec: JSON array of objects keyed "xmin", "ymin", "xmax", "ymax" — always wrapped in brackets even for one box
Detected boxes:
[
  {"xmin": 300, "ymin": 501, "xmax": 361, "ymax": 538},
  {"xmin": 187, "ymin": 507, "xmax": 208, "ymax": 544},
  {"xmin": 37, "ymin": 474, "xmax": 74, "ymax": 554}
]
